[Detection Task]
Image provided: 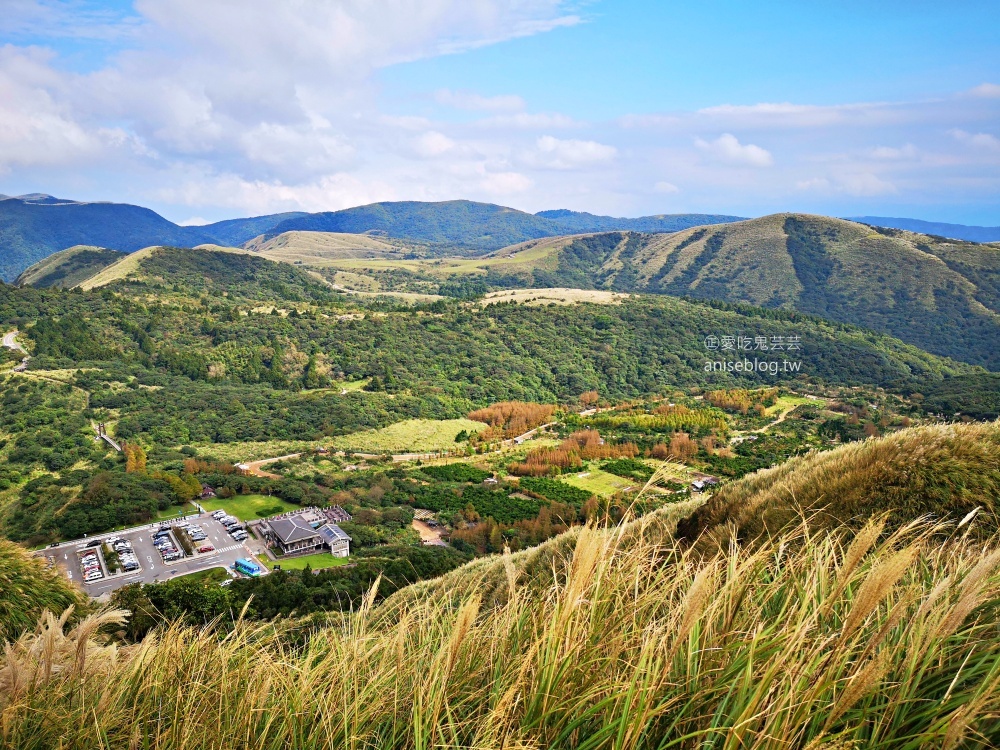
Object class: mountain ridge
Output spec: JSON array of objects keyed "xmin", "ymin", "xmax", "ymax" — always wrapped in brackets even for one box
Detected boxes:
[{"xmin": 850, "ymin": 215, "xmax": 1000, "ymax": 243}]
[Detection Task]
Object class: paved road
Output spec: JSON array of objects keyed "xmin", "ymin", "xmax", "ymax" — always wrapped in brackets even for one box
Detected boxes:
[
  {"xmin": 2, "ymin": 330, "xmax": 30, "ymax": 371},
  {"xmin": 37, "ymin": 514, "xmax": 264, "ymax": 598},
  {"xmin": 2, "ymin": 330, "xmax": 27, "ymax": 354}
]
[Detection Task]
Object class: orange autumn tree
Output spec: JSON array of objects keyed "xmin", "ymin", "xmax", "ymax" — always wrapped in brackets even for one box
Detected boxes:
[
  {"xmin": 509, "ymin": 429, "xmax": 639, "ymax": 476},
  {"xmin": 468, "ymin": 401, "xmax": 557, "ymax": 441}
]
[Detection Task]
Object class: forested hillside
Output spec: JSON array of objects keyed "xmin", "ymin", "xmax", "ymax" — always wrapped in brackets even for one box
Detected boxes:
[{"xmin": 319, "ymin": 215, "xmax": 999, "ymax": 369}]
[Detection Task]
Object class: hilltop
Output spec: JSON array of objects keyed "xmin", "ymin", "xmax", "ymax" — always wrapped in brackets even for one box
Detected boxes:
[
  {"xmin": 20, "ymin": 216, "xmax": 1000, "ymax": 369},
  {"xmin": 14, "ymin": 246, "xmax": 125, "ymax": 289},
  {"xmin": 625, "ymin": 215, "xmax": 1000, "ymax": 368}
]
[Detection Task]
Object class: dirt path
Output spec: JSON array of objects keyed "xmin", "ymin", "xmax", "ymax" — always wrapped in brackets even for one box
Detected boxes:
[
  {"xmin": 730, "ymin": 396, "xmax": 828, "ymax": 444},
  {"xmin": 238, "ymin": 453, "xmax": 303, "ymax": 478},
  {"xmin": 412, "ymin": 519, "xmax": 446, "ymax": 545}
]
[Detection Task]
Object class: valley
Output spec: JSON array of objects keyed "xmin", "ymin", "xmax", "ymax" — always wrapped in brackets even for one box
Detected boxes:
[{"xmin": 1, "ymin": 203, "xmax": 998, "ymax": 749}]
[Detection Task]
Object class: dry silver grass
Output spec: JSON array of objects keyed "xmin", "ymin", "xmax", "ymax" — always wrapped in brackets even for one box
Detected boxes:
[{"xmin": 2, "ymin": 519, "xmax": 1000, "ymax": 749}]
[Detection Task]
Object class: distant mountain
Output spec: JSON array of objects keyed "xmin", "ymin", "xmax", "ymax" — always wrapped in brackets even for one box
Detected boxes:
[
  {"xmin": 267, "ymin": 200, "xmax": 567, "ymax": 251},
  {"xmin": 0, "ymin": 195, "xmax": 743, "ymax": 280},
  {"xmin": 4, "ymin": 193, "xmax": 81, "ymax": 205},
  {"xmin": 850, "ymin": 216, "xmax": 1000, "ymax": 243},
  {"xmin": 198, "ymin": 212, "xmax": 310, "ymax": 246},
  {"xmin": 536, "ymin": 209, "xmax": 744, "ymax": 233},
  {"xmin": 267, "ymin": 201, "xmax": 745, "ymax": 251},
  {"xmin": 0, "ymin": 197, "xmax": 215, "ymax": 282}
]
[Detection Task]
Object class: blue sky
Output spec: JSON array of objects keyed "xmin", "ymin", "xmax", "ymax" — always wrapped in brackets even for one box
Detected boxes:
[{"xmin": 1, "ymin": 0, "xmax": 998, "ymax": 224}]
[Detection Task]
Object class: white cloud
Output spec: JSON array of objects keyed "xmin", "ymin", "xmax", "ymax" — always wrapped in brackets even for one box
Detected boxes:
[
  {"xmin": 0, "ymin": 47, "xmax": 131, "ymax": 172},
  {"xmin": 526, "ymin": 135, "xmax": 617, "ymax": 169},
  {"xmin": 476, "ymin": 112, "xmax": 578, "ymax": 129},
  {"xmin": 950, "ymin": 129, "xmax": 1000, "ymax": 151},
  {"xmin": 968, "ymin": 83, "xmax": 1000, "ymax": 98},
  {"xmin": 156, "ymin": 172, "xmax": 397, "ymax": 215},
  {"xmin": 238, "ymin": 122, "xmax": 356, "ymax": 180},
  {"xmin": 796, "ymin": 177, "xmax": 831, "ymax": 191},
  {"xmin": 870, "ymin": 144, "xmax": 917, "ymax": 160},
  {"xmin": 695, "ymin": 133, "xmax": 773, "ymax": 167},
  {"xmin": 796, "ymin": 173, "xmax": 896, "ymax": 196},
  {"xmin": 837, "ymin": 172, "xmax": 897, "ymax": 196},
  {"xmin": 1, "ymin": 4, "xmax": 998, "ymax": 223},
  {"xmin": 413, "ymin": 131, "xmax": 457, "ymax": 158},
  {"xmin": 618, "ymin": 113, "xmax": 681, "ymax": 129},
  {"xmin": 480, "ymin": 171, "xmax": 533, "ymax": 195},
  {"xmin": 434, "ymin": 89, "xmax": 525, "ymax": 112}
]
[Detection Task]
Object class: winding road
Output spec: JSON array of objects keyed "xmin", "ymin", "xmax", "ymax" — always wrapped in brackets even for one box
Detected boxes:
[{"xmin": 2, "ymin": 330, "xmax": 30, "ymax": 371}]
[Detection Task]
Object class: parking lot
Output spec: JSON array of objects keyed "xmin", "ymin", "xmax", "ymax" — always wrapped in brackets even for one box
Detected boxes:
[{"xmin": 38, "ymin": 512, "xmax": 265, "ymax": 598}]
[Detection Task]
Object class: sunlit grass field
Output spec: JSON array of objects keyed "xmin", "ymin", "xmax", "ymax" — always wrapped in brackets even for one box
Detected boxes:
[
  {"xmin": 327, "ymin": 418, "xmax": 487, "ymax": 454},
  {"xmin": 198, "ymin": 494, "xmax": 297, "ymax": 519},
  {"xmin": 261, "ymin": 553, "xmax": 352, "ymax": 571}
]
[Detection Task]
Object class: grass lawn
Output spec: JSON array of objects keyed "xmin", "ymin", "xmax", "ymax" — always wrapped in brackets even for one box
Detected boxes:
[
  {"xmin": 766, "ymin": 394, "xmax": 814, "ymax": 416},
  {"xmin": 177, "ymin": 567, "xmax": 230, "ymax": 585},
  {"xmin": 155, "ymin": 504, "xmax": 196, "ymax": 520},
  {"xmin": 328, "ymin": 418, "xmax": 488, "ymax": 454},
  {"xmin": 198, "ymin": 494, "xmax": 298, "ymax": 520},
  {"xmin": 261, "ymin": 553, "xmax": 352, "ymax": 571},
  {"xmin": 561, "ymin": 468, "xmax": 636, "ymax": 497}
]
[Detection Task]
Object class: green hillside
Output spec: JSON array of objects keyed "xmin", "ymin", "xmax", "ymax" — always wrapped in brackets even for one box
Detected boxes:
[
  {"xmin": 630, "ymin": 215, "xmax": 1000, "ymax": 369},
  {"xmin": 317, "ymin": 215, "xmax": 1000, "ymax": 369},
  {"xmin": 14, "ymin": 246, "xmax": 125, "ymax": 289},
  {"xmin": 198, "ymin": 211, "xmax": 309, "ymax": 246},
  {"xmin": 0, "ymin": 194, "xmax": 745, "ymax": 280}
]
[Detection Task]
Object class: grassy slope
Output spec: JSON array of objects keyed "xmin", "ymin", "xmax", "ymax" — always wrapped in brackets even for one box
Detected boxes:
[
  {"xmin": 15, "ymin": 246, "xmax": 125, "ymax": 289},
  {"xmin": 262, "ymin": 553, "xmax": 351, "ymax": 571},
  {"xmin": 6, "ymin": 501, "xmax": 1000, "ymax": 746},
  {"xmin": 243, "ymin": 230, "xmax": 408, "ymax": 264},
  {"xmin": 676, "ymin": 420, "xmax": 1000, "ymax": 550},
  {"xmin": 631, "ymin": 215, "xmax": 1000, "ymax": 368},
  {"xmin": 0, "ymin": 538, "xmax": 84, "ymax": 641}
]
